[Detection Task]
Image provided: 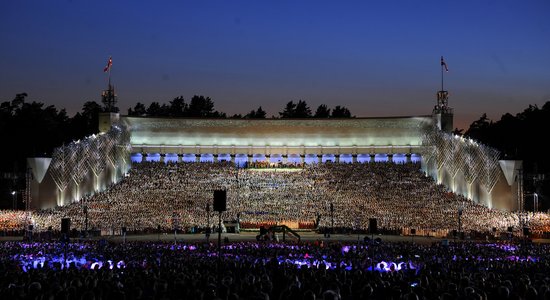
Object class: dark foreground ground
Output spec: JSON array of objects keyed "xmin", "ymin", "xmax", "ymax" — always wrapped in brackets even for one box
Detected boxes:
[{"xmin": 2, "ymin": 230, "xmax": 548, "ymax": 244}]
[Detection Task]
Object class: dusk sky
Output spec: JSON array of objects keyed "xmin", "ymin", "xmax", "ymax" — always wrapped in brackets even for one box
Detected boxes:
[{"xmin": 1, "ymin": 1, "xmax": 549, "ymax": 130}]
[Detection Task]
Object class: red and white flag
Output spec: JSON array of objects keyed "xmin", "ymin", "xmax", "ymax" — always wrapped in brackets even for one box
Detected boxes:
[
  {"xmin": 103, "ymin": 56, "xmax": 112, "ymax": 72},
  {"xmin": 440, "ymin": 56, "xmax": 449, "ymax": 72}
]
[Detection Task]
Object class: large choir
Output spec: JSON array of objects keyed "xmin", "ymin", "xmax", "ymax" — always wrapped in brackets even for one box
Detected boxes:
[{"xmin": 1, "ymin": 161, "xmax": 550, "ymax": 236}]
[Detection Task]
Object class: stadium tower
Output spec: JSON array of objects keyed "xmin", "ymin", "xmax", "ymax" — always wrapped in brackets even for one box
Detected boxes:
[{"xmin": 432, "ymin": 56, "xmax": 453, "ymax": 133}]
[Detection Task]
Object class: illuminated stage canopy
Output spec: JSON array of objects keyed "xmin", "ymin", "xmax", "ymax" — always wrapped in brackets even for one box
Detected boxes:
[{"xmin": 123, "ymin": 116, "xmax": 434, "ymax": 155}]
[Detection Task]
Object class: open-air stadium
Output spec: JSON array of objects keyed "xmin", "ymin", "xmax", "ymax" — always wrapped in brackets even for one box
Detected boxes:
[
  {"xmin": 3, "ymin": 100, "xmax": 550, "ymax": 299},
  {"xmin": 3, "ymin": 96, "xmax": 549, "ymax": 238}
]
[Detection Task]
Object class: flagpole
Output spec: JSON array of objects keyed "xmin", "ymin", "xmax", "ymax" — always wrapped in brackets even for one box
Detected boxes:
[
  {"xmin": 108, "ymin": 58, "xmax": 112, "ymax": 88},
  {"xmin": 108, "ymin": 58, "xmax": 113, "ymax": 112},
  {"xmin": 103, "ymin": 56, "xmax": 114, "ymax": 112},
  {"xmin": 441, "ymin": 58, "xmax": 444, "ymax": 91}
]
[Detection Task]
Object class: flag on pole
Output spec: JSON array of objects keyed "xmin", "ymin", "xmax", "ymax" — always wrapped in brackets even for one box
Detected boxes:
[
  {"xmin": 103, "ymin": 56, "xmax": 112, "ymax": 72},
  {"xmin": 440, "ymin": 56, "xmax": 448, "ymax": 72}
]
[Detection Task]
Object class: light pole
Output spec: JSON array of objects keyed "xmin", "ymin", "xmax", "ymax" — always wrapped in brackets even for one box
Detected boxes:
[
  {"xmin": 11, "ymin": 191, "xmax": 16, "ymax": 210},
  {"xmin": 206, "ymin": 203, "xmax": 211, "ymax": 242},
  {"xmin": 83, "ymin": 205, "xmax": 88, "ymax": 237},
  {"xmin": 458, "ymin": 206, "xmax": 463, "ymax": 240},
  {"xmin": 330, "ymin": 202, "xmax": 334, "ymax": 238},
  {"xmin": 172, "ymin": 212, "xmax": 179, "ymax": 245},
  {"xmin": 533, "ymin": 193, "xmax": 538, "ymax": 213}
]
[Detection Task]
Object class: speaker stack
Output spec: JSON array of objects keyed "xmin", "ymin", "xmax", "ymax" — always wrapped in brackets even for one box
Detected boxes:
[
  {"xmin": 368, "ymin": 218, "xmax": 377, "ymax": 234},
  {"xmin": 61, "ymin": 218, "xmax": 71, "ymax": 234},
  {"xmin": 213, "ymin": 190, "xmax": 227, "ymax": 212}
]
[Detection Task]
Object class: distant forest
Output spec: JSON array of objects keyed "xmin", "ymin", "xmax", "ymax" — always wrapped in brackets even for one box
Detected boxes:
[{"xmin": 1, "ymin": 93, "xmax": 549, "ymax": 209}]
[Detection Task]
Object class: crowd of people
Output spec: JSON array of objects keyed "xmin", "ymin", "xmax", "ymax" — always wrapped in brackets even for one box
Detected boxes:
[
  {"xmin": 1, "ymin": 161, "xmax": 549, "ymax": 237},
  {"xmin": 1, "ymin": 238, "xmax": 550, "ymax": 299}
]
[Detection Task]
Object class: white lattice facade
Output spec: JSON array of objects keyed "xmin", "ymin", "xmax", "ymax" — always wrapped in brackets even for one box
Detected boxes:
[{"xmin": 421, "ymin": 127, "xmax": 519, "ymax": 210}]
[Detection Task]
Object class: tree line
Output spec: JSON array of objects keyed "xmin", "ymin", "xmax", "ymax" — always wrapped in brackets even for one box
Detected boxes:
[
  {"xmin": 463, "ymin": 102, "xmax": 550, "ymax": 172},
  {"xmin": 126, "ymin": 96, "xmax": 352, "ymax": 119}
]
